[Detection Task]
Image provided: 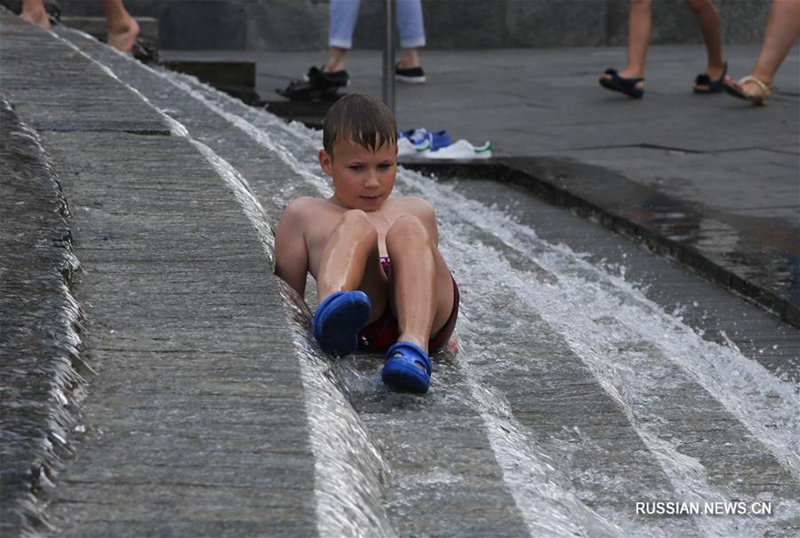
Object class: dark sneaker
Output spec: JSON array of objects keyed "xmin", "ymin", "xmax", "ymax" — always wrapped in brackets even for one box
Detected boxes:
[
  {"xmin": 277, "ymin": 66, "xmax": 349, "ymax": 101},
  {"xmin": 395, "ymin": 64, "xmax": 426, "ymax": 84}
]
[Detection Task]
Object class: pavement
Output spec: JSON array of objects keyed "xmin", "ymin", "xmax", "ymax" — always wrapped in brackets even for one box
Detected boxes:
[{"xmin": 2, "ymin": 8, "xmax": 800, "ymax": 538}]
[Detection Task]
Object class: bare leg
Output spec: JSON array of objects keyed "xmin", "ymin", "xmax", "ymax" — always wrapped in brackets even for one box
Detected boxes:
[
  {"xmin": 20, "ymin": 0, "xmax": 51, "ymax": 30},
  {"xmin": 725, "ymin": 0, "xmax": 800, "ymax": 100},
  {"xmin": 623, "ymin": 0, "xmax": 652, "ymax": 79},
  {"xmin": 101, "ymin": 0, "xmax": 139, "ymax": 53},
  {"xmin": 686, "ymin": 0, "xmax": 725, "ymax": 87},
  {"xmin": 316, "ymin": 210, "xmax": 388, "ymax": 323},
  {"xmin": 323, "ymin": 47, "xmax": 349, "ymax": 73},
  {"xmin": 601, "ymin": 0, "xmax": 651, "ymax": 91},
  {"xmin": 752, "ymin": 0, "xmax": 800, "ymax": 88},
  {"xmin": 385, "ymin": 215, "xmax": 454, "ymax": 354},
  {"xmin": 397, "ymin": 47, "xmax": 422, "ymax": 69}
]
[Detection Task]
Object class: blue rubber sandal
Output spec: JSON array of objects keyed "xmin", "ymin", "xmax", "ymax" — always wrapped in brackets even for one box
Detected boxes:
[
  {"xmin": 382, "ymin": 341, "xmax": 432, "ymax": 393},
  {"xmin": 313, "ymin": 291, "xmax": 371, "ymax": 356},
  {"xmin": 599, "ymin": 68, "xmax": 644, "ymax": 99}
]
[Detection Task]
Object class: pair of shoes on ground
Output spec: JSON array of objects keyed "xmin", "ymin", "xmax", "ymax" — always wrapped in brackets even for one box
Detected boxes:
[
  {"xmin": 397, "ymin": 128, "xmax": 493, "ymax": 160},
  {"xmin": 313, "ymin": 291, "xmax": 432, "ymax": 393},
  {"xmin": 277, "ymin": 63, "xmax": 425, "ymax": 100},
  {"xmin": 398, "ymin": 128, "xmax": 451, "ymax": 153},
  {"xmin": 723, "ymin": 75, "xmax": 772, "ymax": 106},
  {"xmin": 599, "ymin": 62, "xmax": 728, "ymax": 99},
  {"xmin": 276, "ymin": 66, "xmax": 350, "ymax": 101}
]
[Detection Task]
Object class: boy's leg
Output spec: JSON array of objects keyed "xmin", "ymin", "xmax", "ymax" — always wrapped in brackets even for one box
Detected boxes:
[
  {"xmin": 316, "ymin": 210, "xmax": 389, "ymax": 323},
  {"xmin": 384, "ymin": 215, "xmax": 454, "ymax": 354},
  {"xmin": 686, "ymin": 0, "xmax": 725, "ymax": 84}
]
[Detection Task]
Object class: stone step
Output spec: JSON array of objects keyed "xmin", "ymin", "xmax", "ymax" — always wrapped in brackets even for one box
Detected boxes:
[
  {"xmin": 163, "ymin": 59, "xmax": 260, "ymax": 105},
  {"xmin": 60, "ymin": 15, "xmax": 159, "ymax": 45}
]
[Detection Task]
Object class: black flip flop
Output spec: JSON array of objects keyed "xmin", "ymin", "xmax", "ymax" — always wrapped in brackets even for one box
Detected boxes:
[{"xmin": 599, "ymin": 68, "xmax": 644, "ymax": 99}]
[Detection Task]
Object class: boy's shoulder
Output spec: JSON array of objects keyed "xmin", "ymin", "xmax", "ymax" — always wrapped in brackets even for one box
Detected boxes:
[
  {"xmin": 280, "ymin": 196, "xmax": 339, "ymax": 228},
  {"xmin": 284, "ymin": 195, "xmax": 337, "ymax": 214}
]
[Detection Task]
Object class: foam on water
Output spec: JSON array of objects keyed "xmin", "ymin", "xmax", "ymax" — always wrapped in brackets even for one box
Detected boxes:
[{"xmin": 401, "ymin": 175, "xmax": 800, "ymax": 536}]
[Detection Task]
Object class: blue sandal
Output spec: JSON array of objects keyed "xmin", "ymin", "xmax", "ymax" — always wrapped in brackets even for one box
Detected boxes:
[
  {"xmin": 312, "ymin": 291, "xmax": 371, "ymax": 356},
  {"xmin": 693, "ymin": 62, "xmax": 727, "ymax": 94},
  {"xmin": 382, "ymin": 341, "xmax": 432, "ymax": 393},
  {"xmin": 599, "ymin": 68, "xmax": 644, "ymax": 99}
]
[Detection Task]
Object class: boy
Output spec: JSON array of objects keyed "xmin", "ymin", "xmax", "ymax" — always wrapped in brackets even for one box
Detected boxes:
[{"xmin": 274, "ymin": 93, "xmax": 459, "ymax": 394}]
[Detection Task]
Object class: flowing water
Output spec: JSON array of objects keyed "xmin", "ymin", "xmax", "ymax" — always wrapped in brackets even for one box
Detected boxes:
[
  {"xmin": 153, "ymin": 71, "xmax": 799, "ymax": 536},
  {"xmin": 155, "ymin": 64, "xmax": 800, "ymax": 536},
  {"xmin": 39, "ymin": 33, "xmax": 800, "ymax": 536}
]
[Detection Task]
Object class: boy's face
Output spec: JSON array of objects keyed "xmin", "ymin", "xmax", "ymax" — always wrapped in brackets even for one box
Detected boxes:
[{"xmin": 319, "ymin": 138, "xmax": 398, "ymax": 212}]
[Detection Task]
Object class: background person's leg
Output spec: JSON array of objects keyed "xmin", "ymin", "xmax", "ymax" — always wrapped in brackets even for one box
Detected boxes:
[
  {"xmin": 751, "ymin": 0, "xmax": 800, "ymax": 87},
  {"xmin": 325, "ymin": 0, "xmax": 361, "ymax": 72},
  {"xmin": 686, "ymin": 0, "xmax": 725, "ymax": 89},
  {"xmin": 101, "ymin": 0, "xmax": 139, "ymax": 53},
  {"xmin": 20, "ymin": 0, "xmax": 51, "ymax": 30}
]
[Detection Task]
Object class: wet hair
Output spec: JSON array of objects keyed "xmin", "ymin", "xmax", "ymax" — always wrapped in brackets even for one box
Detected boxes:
[{"xmin": 322, "ymin": 93, "xmax": 397, "ymax": 159}]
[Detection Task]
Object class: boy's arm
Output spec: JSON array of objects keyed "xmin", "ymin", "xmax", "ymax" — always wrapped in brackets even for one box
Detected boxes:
[{"xmin": 274, "ymin": 200, "xmax": 310, "ymax": 298}]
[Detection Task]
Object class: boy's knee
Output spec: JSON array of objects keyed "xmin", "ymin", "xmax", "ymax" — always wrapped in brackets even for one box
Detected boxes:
[
  {"xmin": 340, "ymin": 209, "xmax": 371, "ymax": 227},
  {"xmin": 386, "ymin": 215, "xmax": 430, "ymax": 247},
  {"xmin": 339, "ymin": 209, "xmax": 377, "ymax": 237},
  {"xmin": 631, "ymin": 0, "xmax": 652, "ymax": 8}
]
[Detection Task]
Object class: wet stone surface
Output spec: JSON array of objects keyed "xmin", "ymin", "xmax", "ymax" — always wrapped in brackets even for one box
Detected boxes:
[
  {"xmin": 0, "ymin": 98, "xmax": 83, "ymax": 536},
  {"xmin": 3, "ymin": 8, "xmax": 800, "ymax": 538}
]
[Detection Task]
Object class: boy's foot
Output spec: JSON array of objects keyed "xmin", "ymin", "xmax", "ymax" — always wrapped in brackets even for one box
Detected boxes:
[
  {"xmin": 395, "ymin": 64, "xmax": 426, "ymax": 84},
  {"xmin": 277, "ymin": 66, "xmax": 349, "ymax": 101},
  {"xmin": 313, "ymin": 291, "xmax": 371, "ymax": 356},
  {"xmin": 382, "ymin": 341, "xmax": 432, "ymax": 393},
  {"xmin": 599, "ymin": 68, "xmax": 644, "ymax": 99}
]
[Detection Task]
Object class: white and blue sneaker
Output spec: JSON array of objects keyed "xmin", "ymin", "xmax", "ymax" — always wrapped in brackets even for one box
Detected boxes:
[
  {"xmin": 422, "ymin": 139, "xmax": 493, "ymax": 160},
  {"xmin": 398, "ymin": 128, "xmax": 451, "ymax": 152}
]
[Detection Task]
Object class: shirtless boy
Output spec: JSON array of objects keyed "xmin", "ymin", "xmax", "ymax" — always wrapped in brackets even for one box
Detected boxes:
[{"xmin": 274, "ymin": 93, "xmax": 459, "ymax": 393}]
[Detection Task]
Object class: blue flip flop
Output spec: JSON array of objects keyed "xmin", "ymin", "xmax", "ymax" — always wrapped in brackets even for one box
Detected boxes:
[
  {"xmin": 382, "ymin": 341, "xmax": 432, "ymax": 393},
  {"xmin": 599, "ymin": 68, "xmax": 644, "ymax": 99},
  {"xmin": 313, "ymin": 291, "xmax": 371, "ymax": 356}
]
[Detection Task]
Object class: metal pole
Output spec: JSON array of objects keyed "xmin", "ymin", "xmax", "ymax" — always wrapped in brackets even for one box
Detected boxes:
[{"xmin": 382, "ymin": 0, "xmax": 396, "ymax": 115}]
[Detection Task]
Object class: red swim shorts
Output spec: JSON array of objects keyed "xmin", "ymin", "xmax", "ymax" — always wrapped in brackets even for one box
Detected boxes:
[{"xmin": 357, "ymin": 257, "xmax": 460, "ymax": 353}]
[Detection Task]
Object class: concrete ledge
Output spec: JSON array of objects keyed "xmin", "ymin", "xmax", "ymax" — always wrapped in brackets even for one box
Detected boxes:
[
  {"xmin": 0, "ymin": 9, "xmax": 319, "ymax": 535},
  {"xmin": 60, "ymin": 15, "xmax": 159, "ymax": 44}
]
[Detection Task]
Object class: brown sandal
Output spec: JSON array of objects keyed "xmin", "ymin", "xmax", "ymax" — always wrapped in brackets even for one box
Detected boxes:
[{"xmin": 723, "ymin": 75, "xmax": 772, "ymax": 106}]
